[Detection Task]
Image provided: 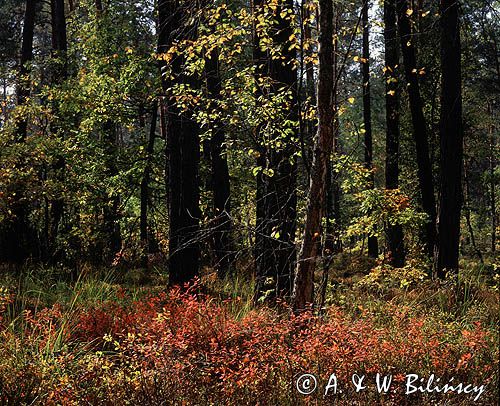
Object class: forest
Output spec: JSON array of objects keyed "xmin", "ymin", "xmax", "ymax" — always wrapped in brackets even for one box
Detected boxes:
[{"xmin": 0, "ymin": 0, "xmax": 498, "ymax": 404}]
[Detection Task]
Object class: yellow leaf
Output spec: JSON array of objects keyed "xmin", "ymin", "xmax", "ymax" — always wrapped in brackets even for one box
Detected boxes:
[
  {"xmin": 387, "ymin": 90, "xmax": 395, "ymax": 96},
  {"xmin": 348, "ymin": 97, "xmax": 355, "ymax": 104},
  {"xmin": 406, "ymin": 9, "xmax": 413, "ymax": 16},
  {"xmin": 353, "ymin": 55, "xmax": 360, "ymax": 62}
]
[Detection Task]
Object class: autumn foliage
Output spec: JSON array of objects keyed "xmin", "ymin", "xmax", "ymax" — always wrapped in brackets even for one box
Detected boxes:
[{"xmin": 0, "ymin": 282, "xmax": 497, "ymax": 405}]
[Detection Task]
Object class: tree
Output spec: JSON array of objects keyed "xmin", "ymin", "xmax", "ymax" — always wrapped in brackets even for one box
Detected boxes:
[
  {"xmin": 436, "ymin": 0, "xmax": 463, "ymax": 277},
  {"xmin": 205, "ymin": 50, "xmax": 233, "ymax": 278},
  {"xmin": 139, "ymin": 101, "xmax": 158, "ymax": 268},
  {"xmin": 292, "ymin": 0, "xmax": 334, "ymax": 311},
  {"xmin": 254, "ymin": 0, "xmax": 298, "ymax": 301},
  {"xmin": 0, "ymin": 0, "xmax": 37, "ymax": 263},
  {"xmin": 158, "ymin": 0, "xmax": 201, "ymax": 286},
  {"xmin": 384, "ymin": 0, "xmax": 405, "ymax": 267},
  {"xmin": 396, "ymin": 0, "xmax": 436, "ymax": 258},
  {"xmin": 361, "ymin": 0, "xmax": 378, "ymax": 258},
  {"xmin": 48, "ymin": 0, "xmax": 68, "ymax": 261}
]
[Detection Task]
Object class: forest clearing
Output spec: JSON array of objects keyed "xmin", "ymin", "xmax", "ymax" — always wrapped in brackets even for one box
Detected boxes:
[{"xmin": 0, "ymin": 0, "xmax": 498, "ymax": 404}]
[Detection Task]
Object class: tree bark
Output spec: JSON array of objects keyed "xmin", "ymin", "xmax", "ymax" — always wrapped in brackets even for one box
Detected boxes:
[
  {"xmin": 140, "ymin": 101, "xmax": 158, "ymax": 268},
  {"xmin": 254, "ymin": 0, "xmax": 298, "ymax": 301},
  {"xmin": 396, "ymin": 0, "xmax": 436, "ymax": 258},
  {"xmin": 488, "ymin": 100, "xmax": 496, "ymax": 253},
  {"xmin": 48, "ymin": 0, "xmax": 68, "ymax": 262},
  {"xmin": 362, "ymin": 0, "xmax": 378, "ymax": 258},
  {"xmin": 384, "ymin": 0, "xmax": 405, "ymax": 267},
  {"xmin": 319, "ymin": 7, "xmax": 342, "ymax": 312},
  {"xmin": 205, "ymin": 51, "xmax": 233, "ymax": 278},
  {"xmin": 158, "ymin": 0, "xmax": 201, "ymax": 286},
  {"xmin": 292, "ymin": 0, "xmax": 334, "ymax": 311},
  {"xmin": 16, "ymin": 0, "xmax": 36, "ymax": 143},
  {"xmin": 436, "ymin": 0, "xmax": 463, "ymax": 277},
  {"xmin": 0, "ymin": 0, "xmax": 37, "ymax": 264}
]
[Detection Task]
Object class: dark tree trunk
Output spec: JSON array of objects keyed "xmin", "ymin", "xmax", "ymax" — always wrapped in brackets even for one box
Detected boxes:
[
  {"xmin": 436, "ymin": 0, "xmax": 463, "ymax": 277},
  {"xmin": 16, "ymin": 0, "xmax": 36, "ymax": 143},
  {"xmin": 384, "ymin": 0, "xmax": 405, "ymax": 267},
  {"xmin": 254, "ymin": 0, "xmax": 298, "ymax": 301},
  {"xmin": 292, "ymin": 0, "xmax": 334, "ymax": 311},
  {"xmin": 488, "ymin": 101, "xmax": 496, "ymax": 253},
  {"xmin": 102, "ymin": 121, "xmax": 122, "ymax": 260},
  {"xmin": 396, "ymin": 0, "xmax": 436, "ymax": 258},
  {"xmin": 0, "ymin": 0, "xmax": 37, "ymax": 264},
  {"xmin": 361, "ymin": 0, "xmax": 378, "ymax": 258},
  {"xmin": 48, "ymin": 0, "xmax": 68, "ymax": 262},
  {"xmin": 320, "ymin": 8, "xmax": 342, "ymax": 312},
  {"xmin": 463, "ymin": 154, "xmax": 482, "ymax": 262},
  {"xmin": 489, "ymin": 32, "xmax": 500, "ymax": 254},
  {"xmin": 140, "ymin": 102, "xmax": 158, "ymax": 268},
  {"xmin": 51, "ymin": 0, "xmax": 67, "ymax": 59},
  {"xmin": 158, "ymin": 0, "xmax": 201, "ymax": 286},
  {"xmin": 205, "ymin": 51, "xmax": 233, "ymax": 278}
]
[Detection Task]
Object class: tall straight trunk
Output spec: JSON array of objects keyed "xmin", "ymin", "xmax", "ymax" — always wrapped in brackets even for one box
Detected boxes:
[
  {"xmin": 205, "ymin": 51, "xmax": 233, "ymax": 277},
  {"xmin": 303, "ymin": 1, "xmax": 315, "ymax": 171},
  {"xmin": 102, "ymin": 121, "xmax": 122, "ymax": 259},
  {"xmin": 361, "ymin": 0, "xmax": 378, "ymax": 258},
  {"xmin": 0, "ymin": 0, "xmax": 37, "ymax": 263},
  {"xmin": 253, "ymin": 0, "xmax": 267, "ymax": 299},
  {"xmin": 292, "ymin": 0, "xmax": 334, "ymax": 311},
  {"xmin": 51, "ymin": 0, "xmax": 67, "ymax": 59},
  {"xmin": 254, "ymin": 0, "xmax": 298, "ymax": 301},
  {"xmin": 320, "ymin": 7, "xmax": 342, "ymax": 312},
  {"xmin": 436, "ymin": 0, "xmax": 463, "ymax": 277},
  {"xmin": 463, "ymin": 154, "xmax": 482, "ymax": 262},
  {"xmin": 384, "ymin": 0, "xmax": 405, "ymax": 267},
  {"xmin": 140, "ymin": 102, "xmax": 158, "ymax": 268},
  {"xmin": 396, "ymin": 0, "xmax": 436, "ymax": 258},
  {"xmin": 48, "ymin": 0, "xmax": 68, "ymax": 261},
  {"xmin": 16, "ymin": 0, "xmax": 36, "ymax": 143},
  {"xmin": 488, "ymin": 101, "xmax": 496, "ymax": 253},
  {"xmin": 158, "ymin": 0, "xmax": 201, "ymax": 286},
  {"xmin": 332, "ymin": 11, "xmax": 342, "ymax": 254}
]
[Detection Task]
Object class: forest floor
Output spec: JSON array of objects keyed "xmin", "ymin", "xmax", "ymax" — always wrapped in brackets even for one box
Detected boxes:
[{"xmin": 0, "ymin": 255, "xmax": 498, "ymax": 405}]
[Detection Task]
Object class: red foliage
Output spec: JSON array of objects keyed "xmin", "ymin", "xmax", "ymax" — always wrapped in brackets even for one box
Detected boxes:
[{"xmin": 0, "ymin": 285, "xmax": 497, "ymax": 405}]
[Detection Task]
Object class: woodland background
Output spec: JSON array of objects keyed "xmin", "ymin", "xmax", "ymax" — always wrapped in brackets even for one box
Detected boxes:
[{"xmin": 0, "ymin": 0, "xmax": 498, "ymax": 404}]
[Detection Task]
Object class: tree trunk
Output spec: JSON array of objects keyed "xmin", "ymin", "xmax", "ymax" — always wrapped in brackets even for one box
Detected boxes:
[
  {"xmin": 48, "ymin": 0, "xmax": 68, "ymax": 262},
  {"xmin": 254, "ymin": 0, "xmax": 298, "ymax": 301},
  {"xmin": 488, "ymin": 101, "xmax": 496, "ymax": 253},
  {"xmin": 16, "ymin": 0, "xmax": 36, "ymax": 143},
  {"xmin": 140, "ymin": 101, "xmax": 158, "ymax": 268},
  {"xmin": 384, "ymin": 0, "xmax": 405, "ymax": 267},
  {"xmin": 319, "ymin": 7, "xmax": 342, "ymax": 312},
  {"xmin": 0, "ymin": 0, "xmax": 37, "ymax": 264},
  {"xmin": 396, "ymin": 0, "xmax": 436, "ymax": 258},
  {"xmin": 292, "ymin": 0, "xmax": 334, "ymax": 311},
  {"xmin": 205, "ymin": 51, "xmax": 233, "ymax": 278},
  {"xmin": 436, "ymin": 0, "xmax": 463, "ymax": 277},
  {"xmin": 362, "ymin": 0, "xmax": 378, "ymax": 258},
  {"xmin": 158, "ymin": 0, "xmax": 201, "ymax": 286},
  {"xmin": 463, "ymin": 153, "xmax": 482, "ymax": 262}
]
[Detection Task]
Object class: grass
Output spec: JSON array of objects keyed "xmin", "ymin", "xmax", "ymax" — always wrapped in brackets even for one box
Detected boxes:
[{"xmin": 0, "ymin": 256, "xmax": 498, "ymax": 405}]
